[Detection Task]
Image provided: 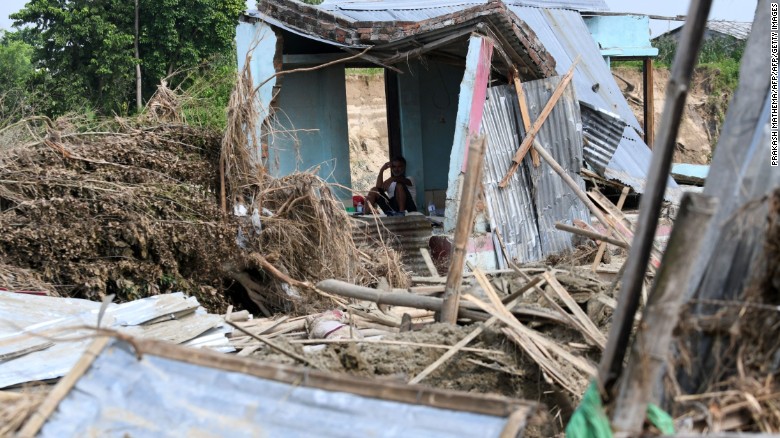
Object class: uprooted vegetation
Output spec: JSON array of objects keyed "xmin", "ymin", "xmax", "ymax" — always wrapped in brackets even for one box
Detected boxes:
[{"xmin": 0, "ymin": 94, "xmax": 409, "ymax": 315}]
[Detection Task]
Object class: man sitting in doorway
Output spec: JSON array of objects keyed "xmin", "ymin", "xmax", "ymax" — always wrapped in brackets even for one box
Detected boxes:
[{"xmin": 366, "ymin": 156, "xmax": 418, "ymax": 215}]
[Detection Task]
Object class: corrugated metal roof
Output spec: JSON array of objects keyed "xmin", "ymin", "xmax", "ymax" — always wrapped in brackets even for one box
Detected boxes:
[
  {"xmin": 319, "ymin": 0, "xmax": 609, "ymax": 22},
  {"xmin": 580, "ymin": 102, "xmax": 625, "ymax": 174},
  {"xmin": 352, "ymin": 215, "xmax": 432, "ymax": 276},
  {"xmin": 39, "ymin": 338, "xmax": 528, "ymax": 437},
  {"xmin": 481, "ymin": 85, "xmax": 542, "ymax": 265},
  {"xmin": 655, "ymin": 20, "xmax": 753, "ymax": 41},
  {"xmin": 522, "ymin": 76, "xmax": 591, "ymax": 256},
  {"xmin": 706, "ymin": 20, "xmax": 752, "ymax": 40},
  {"xmin": 0, "ymin": 292, "xmax": 232, "ymax": 388},
  {"xmin": 510, "ymin": 6, "xmax": 642, "ymax": 134},
  {"xmin": 603, "ymin": 126, "xmax": 678, "ymax": 197}
]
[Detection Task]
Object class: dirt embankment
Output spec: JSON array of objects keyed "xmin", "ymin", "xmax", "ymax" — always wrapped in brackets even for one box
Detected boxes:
[
  {"xmin": 612, "ymin": 66, "xmax": 728, "ymax": 164},
  {"xmin": 346, "ymin": 74, "xmax": 389, "ymax": 194}
]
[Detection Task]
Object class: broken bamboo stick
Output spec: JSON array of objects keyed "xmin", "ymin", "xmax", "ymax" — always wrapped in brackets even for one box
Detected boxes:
[
  {"xmin": 511, "ymin": 68, "xmax": 540, "ymax": 167},
  {"xmin": 409, "ymin": 271, "xmax": 545, "ymax": 385},
  {"xmin": 542, "ymin": 272, "xmax": 607, "ymax": 349},
  {"xmin": 554, "ymin": 222, "xmax": 629, "ymax": 249},
  {"xmin": 499, "ymin": 58, "xmax": 579, "ymax": 188},
  {"xmin": 611, "ymin": 193, "xmax": 717, "ymax": 435},
  {"xmin": 419, "ymin": 248, "xmax": 440, "ymax": 278},
  {"xmin": 440, "ymin": 135, "xmax": 487, "ymax": 324}
]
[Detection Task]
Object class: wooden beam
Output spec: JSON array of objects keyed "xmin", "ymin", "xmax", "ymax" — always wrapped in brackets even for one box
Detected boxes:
[
  {"xmin": 643, "ymin": 57, "xmax": 655, "ymax": 148},
  {"xmin": 316, "ymin": 278, "xmax": 570, "ymax": 325},
  {"xmin": 511, "ymin": 69, "xmax": 540, "ymax": 167},
  {"xmin": 499, "ymin": 58, "xmax": 579, "ymax": 188},
  {"xmin": 440, "ymin": 135, "xmax": 487, "ymax": 324},
  {"xmin": 18, "ymin": 337, "xmax": 111, "ymax": 437}
]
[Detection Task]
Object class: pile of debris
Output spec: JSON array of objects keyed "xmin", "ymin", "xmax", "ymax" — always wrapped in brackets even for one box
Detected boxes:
[{"xmin": 0, "ymin": 113, "xmax": 408, "ymax": 316}]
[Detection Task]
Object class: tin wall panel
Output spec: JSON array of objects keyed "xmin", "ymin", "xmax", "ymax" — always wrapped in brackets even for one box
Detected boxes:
[
  {"xmin": 521, "ymin": 76, "xmax": 590, "ymax": 256},
  {"xmin": 481, "ymin": 85, "xmax": 542, "ymax": 265}
]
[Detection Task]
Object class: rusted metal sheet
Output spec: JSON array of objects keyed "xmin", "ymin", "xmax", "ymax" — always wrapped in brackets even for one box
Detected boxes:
[{"xmin": 351, "ymin": 215, "xmax": 433, "ymax": 276}]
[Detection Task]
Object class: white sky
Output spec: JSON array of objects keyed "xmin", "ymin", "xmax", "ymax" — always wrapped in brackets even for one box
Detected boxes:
[{"xmin": 0, "ymin": 0, "xmax": 759, "ymax": 36}]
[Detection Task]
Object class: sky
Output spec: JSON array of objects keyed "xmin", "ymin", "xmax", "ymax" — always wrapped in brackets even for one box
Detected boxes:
[{"xmin": 0, "ymin": 0, "xmax": 760, "ymax": 37}]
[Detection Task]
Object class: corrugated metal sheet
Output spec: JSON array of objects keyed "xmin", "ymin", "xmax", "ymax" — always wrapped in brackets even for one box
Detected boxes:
[
  {"xmin": 0, "ymin": 292, "xmax": 232, "ymax": 388},
  {"xmin": 521, "ymin": 76, "xmax": 590, "ymax": 256},
  {"xmin": 481, "ymin": 85, "xmax": 542, "ymax": 265},
  {"xmin": 580, "ymin": 102, "xmax": 625, "ymax": 173},
  {"xmin": 318, "ymin": 0, "xmax": 608, "ymax": 22},
  {"xmin": 351, "ymin": 215, "xmax": 432, "ymax": 276},
  {"xmin": 40, "ymin": 338, "xmax": 519, "ymax": 437},
  {"xmin": 706, "ymin": 20, "xmax": 752, "ymax": 40},
  {"xmin": 604, "ymin": 126, "xmax": 678, "ymax": 196},
  {"xmin": 510, "ymin": 6, "xmax": 642, "ymax": 134}
]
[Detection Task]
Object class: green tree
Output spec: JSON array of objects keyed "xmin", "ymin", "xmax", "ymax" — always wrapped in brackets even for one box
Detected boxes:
[
  {"xmin": 0, "ymin": 30, "xmax": 35, "ymax": 122},
  {"xmin": 11, "ymin": 0, "xmax": 244, "ymax": 116}
]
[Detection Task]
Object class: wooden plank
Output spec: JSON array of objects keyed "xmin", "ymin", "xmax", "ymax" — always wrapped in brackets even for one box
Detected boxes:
[
  {"xmin": 18, "ymin": 336, "xmax": 111, "ymax": 438},
  {"xmin": 419, "ymin": 248, "xmax": 440, "ymax": 278},
  {"xmin": 440, "ymin": 135, "xmax": 487, "ymax": 323},
  {"xmin": 499, "ymin": 58, "xmax": 579, "ymax": 188},
  {"xmin": 512, "ymin": 69, "xmax": 540, "ymax": 167},
  {"xmin": 643, "ymin": 57, "xmax": 655, "ymax": 149}
]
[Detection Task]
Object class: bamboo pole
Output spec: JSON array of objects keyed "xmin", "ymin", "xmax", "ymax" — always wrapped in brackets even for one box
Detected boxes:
[
  {"xmin": 440, "ymin": 135, "xmax": 487, "ymax": 324},
  {"xmin": 611, "ymin": 194, "xmax": 717, "ymax": 435},
  {"xmin": 554, "ymin": 222, "xmax": 629, "ymax": 249},
  {"xmin": 597, "ymin": 0, "xmax": 714, "ymax": 399}
]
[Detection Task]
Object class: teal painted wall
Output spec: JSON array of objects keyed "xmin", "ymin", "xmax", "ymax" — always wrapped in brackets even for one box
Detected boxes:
[
  {"xmin": 396, "ymin": 59, "xmax": 462, "ymax": 207},
  {"xmin": 419, "ymin": 61, "xmax": 462, "ymax": 192},
  {"xmin": 235, "ymin": 21, "xmax": 277, "ymax": 161},
  {"xmin": 584, "ymin": 15, "xmax": 659, "ymax": 58},
  {"xmin": 269, "ymin": 67, "xmax": 352, "ymax": 199}
]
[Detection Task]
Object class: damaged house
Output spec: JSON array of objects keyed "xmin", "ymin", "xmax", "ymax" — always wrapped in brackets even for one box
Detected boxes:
[{"xmin": 236, "ymin": 0, "xmax": 672, "ymax": 269}]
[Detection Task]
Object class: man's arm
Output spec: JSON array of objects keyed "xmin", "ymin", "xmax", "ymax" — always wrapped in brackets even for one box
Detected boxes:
[{"xmin": 375, "ymin": 162, "xmax": 390, "ymax": 189}]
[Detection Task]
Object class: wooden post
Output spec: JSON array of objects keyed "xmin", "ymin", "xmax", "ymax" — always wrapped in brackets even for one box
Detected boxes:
[
  {"xmin": 643, "ymin": 57, "xmax": 655, "ymax": 149},
  {"xmin": 440, "ymin": 135, "xmax": 487, "ymax": 324},
  {"xmin": 597, "ymin": 0, "xmax": 714, "ymax": 398},
  {"xmin": 611, "ymin": 193, "xmax": 717, "ymax": 435}
]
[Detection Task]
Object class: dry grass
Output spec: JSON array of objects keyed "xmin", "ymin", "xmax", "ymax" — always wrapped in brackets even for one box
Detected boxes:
[{"xmin": 0, "ymin": 390, "xmax": 44, "ymax": 436}]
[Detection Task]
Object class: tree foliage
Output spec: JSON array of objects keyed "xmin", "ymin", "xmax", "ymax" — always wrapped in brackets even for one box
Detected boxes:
[
  {"xmin": 10, "ymin": 0, "xmax": 244, "ymax": 116},
  {"xmin": 0, "ymin": 31, "xmax": 36, "ymax": 122}
]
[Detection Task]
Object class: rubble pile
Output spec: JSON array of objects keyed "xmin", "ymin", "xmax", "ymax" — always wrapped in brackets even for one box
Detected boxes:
[{"xmin": 0, "ymin": 118, "xmax": 408, "ymax": 315}]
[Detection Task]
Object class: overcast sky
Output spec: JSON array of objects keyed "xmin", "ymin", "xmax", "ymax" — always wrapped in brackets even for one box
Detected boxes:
[{"xmin": 0, "ymin": 0, "xmax": 759, "ymax": 37}]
